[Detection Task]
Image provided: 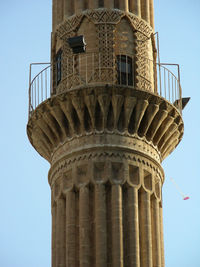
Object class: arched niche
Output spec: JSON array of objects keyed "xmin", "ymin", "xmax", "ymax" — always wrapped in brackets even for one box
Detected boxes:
[
  {"xmin": 114, "ymin": 17, "xmax": 135, "ymax": 56},
  {"xmin": 77, "ymin": 17, "xmax": 98, "ymax": 83},
  {"xmin": 114, "ymin": 17, "xmax": 135, "ymax": 86},
  {"xmin": 77, "ymin": 17, "xmax": 98, "ymax": 53}
]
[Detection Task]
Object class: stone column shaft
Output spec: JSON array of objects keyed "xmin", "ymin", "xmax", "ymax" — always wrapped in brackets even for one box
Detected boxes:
[
  {"xmin": 66, "ymin": 191, "xmax": 76, "ymax": 267},
  {"xmin": 95, "ymin": 184, "xmax": 107, "ymax": 267},
  {"xmin": 160, "ymin": 205, "xmax": 165, "ymax": 267},
  {"xmin": 79, "ymin": 187, "xmax": 91, "ymax": 267},
  {"xmin": 150, "ymin": 0, "xmax": 155, "ymax": 29},
  {"xmin": 151, "ymin": 197, "xmax": 161, "ymax": 267},
  {"xmin": 112, "ymin": 185, "xmax": 123, "ymax": 267},
  {"xmin": 105, "ymin": 0, "xmax": 114, "ymax": 8},
  {"xmin": 52, "ymin": 203, "xmax": 56, "ymax": 267},
  {"xmin": 127, "ymin": 187, "xmax": 140, "ymax": 266},
  {"xmin": 57, "ymin": 0, "xmax": 64, "ymax": 25},
  {"xmin": 75, "ymin": 0, "xmax": 84, "ymax": 13},
  {"xmin": 129, "ymin": 0, "xmax": 141, "ymax": 17},
  {"xmin": 52, "ymin": 0, "xmax": 57, "ymax": 31},
  {"xmin": 64, "ymin": 0, "xmax": 73, "ymax": 17},
  {"xmin": 139, "ymin": 190, "xmax": 152, "ymax": 267},
  {"xmin": 56, "ymin": 197, "xmax": 66, "ymax": 267},
  {"xmin": 141, "ymin": 0, "xmax": 150, "ymax": 23},
  {"xmin": 89, "ymin": 0, "xmax": 98, "ymax": 9},
  {"xmin": 119, "ymin": 0, "xmax": 129, "ymax": 12}
]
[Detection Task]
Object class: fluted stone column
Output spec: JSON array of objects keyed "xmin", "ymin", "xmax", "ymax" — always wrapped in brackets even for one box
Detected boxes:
[
  {"xmin": 79, "ymin": 186, "xmax": 91, "ymax": 267},
  {"xmin": 66, "ymin": 191, "xmax": 76, "ymax": 267},
  {"xmin": 105, "ymin": 0, "xmax": 114, "ymax": 9},
  {"xmin": 150, "ymin": 0, "xmax": 155, "ymax": 29},
  {"xmin": 119, "ymin": 0, "xmax": 129, "ymax": 12},
  {"xmin": 56, "ymin": 0, "xmax": 64, "ymax": 25},
  {"xmin": 56, "ymin": 197, "xmax": 66, "ymax": 267},
  {"xmin": 160, "ymin": 205, "xmax": 165, "ymax": 267},
  {"xmin": 127, "ymin": 187, "xmax": 140, "ymax": 266},
  {"xmin": 112, "ymin": 185, "xmax": 123, "ymax": 267},
  {"xmin": 151, "ymin": 196, "xmax": 162, "ymax": 267},
  {"xmin": 52, "ymin": 0, "xmax": 57, "ymax": 31},
  {"xmin": 75, "ymin": 0, "xmax": 84, "ymax": 13},
  {"xmin": 139, "ymin": 189, "xmax": 152, "ymax": 267},
  {"xmin": 89, "ymin": 0, "xmax": 98, "ymax": 9},
  {"xmin": 95, "ymin": 184, "xmax": 107, "ymax": 267},
  {"xmin": 141, "ymin": 0, "xmax": 150, "ymax": 23},
  {"xmin": 52, "ymin": 202, "xmax": 56, "ymax": 267},
  {"xmin": 64, "ymin": 0, "xmax": 73, "ymax": 17},
  {"xmin": 129, "ymin": 0, "xmax": 141, "ymax": 17}
]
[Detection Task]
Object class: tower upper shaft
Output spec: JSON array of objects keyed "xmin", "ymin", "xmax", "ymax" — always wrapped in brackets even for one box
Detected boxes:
[{"xmin": 52, "ymin": 0, "xmax": 154, "ymax": 31}]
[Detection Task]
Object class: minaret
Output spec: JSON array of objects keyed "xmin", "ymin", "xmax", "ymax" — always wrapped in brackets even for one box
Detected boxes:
[{"xmin": 27, "ymin": 1, "xmax": 184, "ymax": 266}]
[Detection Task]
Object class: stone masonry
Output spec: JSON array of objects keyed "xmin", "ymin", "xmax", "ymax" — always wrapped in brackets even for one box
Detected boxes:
[{"xmin": 27, "ymin": 1, "xmax": 184, "ymax": 266}]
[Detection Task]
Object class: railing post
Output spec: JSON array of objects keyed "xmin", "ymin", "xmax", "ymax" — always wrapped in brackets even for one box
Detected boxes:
[
  {"xmin": 37, "ymin": 76, "xmax": 39, "ymax": 108},
  {"xmin": 177, "ymin": 65, "xmax": 182, "ymax": 112},
  {"xmin": 45, "ymin": 69, "xmax": 47, "ymax": 99},
  {"xmin": 41, "ymin": 72, "xmax": 43, "ymax": 102},
  {"xmin": 155, "ymin": 33, "xmax": 162, "ymax": 96},
  {"xmin": 34, "ymin": 81, "xmax": 36, "ymax": 110},
  {"xmin": 164, "ymin": 68, "xmax": 166, "ymax": 99},
  {"xmin": 28, "ymin": 64, "xmax": 32, "ymax": 118}
]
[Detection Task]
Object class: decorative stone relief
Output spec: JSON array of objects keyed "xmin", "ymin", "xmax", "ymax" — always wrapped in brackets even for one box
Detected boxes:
[
  {"xmin": 93, "ymin": 161, "xmax": 107, "ymax": 183},
  {"xmin": 56, "ymin": 10, "xmax": 152, "ymax": 39},
  {"xmin": 53, "ymin": 9, "xmax": 154, "ymax": 94},
  {"xmin": 111, "ymin": 162, "xmax": 125, "ymax": 184},
  {"xmin": 76, "ymin": 164, "xmax": 89, "ymax": 187},
  {"xmin": 128, "ymin": 164, "xmax": 140, "ymax": 187},
  {"xmin": 143, "ymin": 169, "xmax": 153, "ymax": 191},
  {"xmin": 50, "ymin": 154, "xmax": 164, "ymax": 205},
  {"xmin": 28, "ymin": 86, "xmax": 183, "ymax": 164},
  {"xmin": 48, "ymin": 150, "xmax": 164, "ymax": 190}
]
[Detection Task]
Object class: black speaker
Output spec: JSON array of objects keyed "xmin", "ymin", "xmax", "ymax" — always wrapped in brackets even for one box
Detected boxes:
[{"xmin": 68, "ymin": 35, "xmax": 86, "ymax": 54}]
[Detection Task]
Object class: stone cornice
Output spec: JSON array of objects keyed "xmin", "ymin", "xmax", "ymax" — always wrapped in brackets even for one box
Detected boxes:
[{"xmin": 27, "ymin": 86, "xmax": 183, "ymax": 163}]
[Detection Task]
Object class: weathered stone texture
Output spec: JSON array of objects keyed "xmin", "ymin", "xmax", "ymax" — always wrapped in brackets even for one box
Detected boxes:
[{"xmin": 27, "ymin": 1, "xmax": 184, "ymax": 266}]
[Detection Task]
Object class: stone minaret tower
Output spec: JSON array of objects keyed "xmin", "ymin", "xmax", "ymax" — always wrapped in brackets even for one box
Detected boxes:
[{"xmin": 27, "ymin": 1, "xmax": 184, "ymax": 266}]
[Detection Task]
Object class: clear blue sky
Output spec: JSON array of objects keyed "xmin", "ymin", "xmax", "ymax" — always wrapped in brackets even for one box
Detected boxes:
[{"xmin": 0, "ymin": 1, "xmax": 199, "ymax": 266}]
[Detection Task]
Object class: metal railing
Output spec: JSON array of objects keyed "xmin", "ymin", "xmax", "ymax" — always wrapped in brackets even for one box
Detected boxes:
[
  {"xmin": 157, "ymin": 62, "xmax": 182, "ymax": 110},
  {"xmin": 28, "ymin": 53, "xmax": 182, "ymax": 117},
  {"xmin": 29, "ymin": 63, "xmax": 52, "ymax": 115}
]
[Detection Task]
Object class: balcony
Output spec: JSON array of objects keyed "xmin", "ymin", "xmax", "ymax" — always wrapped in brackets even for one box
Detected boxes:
[{"xmin": 28, "ymin": 53, "xmax": 182, "ymax": 118}]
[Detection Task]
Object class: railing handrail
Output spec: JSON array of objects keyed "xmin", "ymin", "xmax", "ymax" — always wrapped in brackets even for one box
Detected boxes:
[
  {"xmin": 30, "ymin": 64, "xmax": 51, "ymax": 86},
  {"xmin": 28, "ymin": 53, "xmax": 182, "ymax": 118},
  {"xmin": 138, "ymin": 55, "xmax": 181, "ymax": 88},
  {"xmin": 28, "ymin": 63, "xmax": 51, "ymax": 116}
]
